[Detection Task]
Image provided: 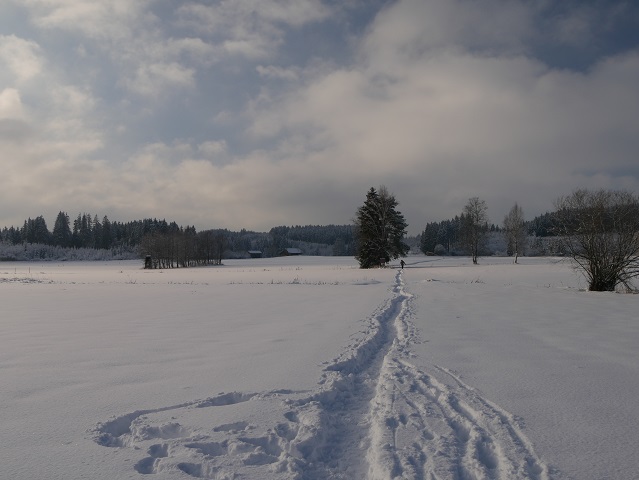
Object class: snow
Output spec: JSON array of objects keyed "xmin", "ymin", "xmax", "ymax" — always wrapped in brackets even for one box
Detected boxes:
[{"xmin": 1, "ymin": 256, "xmax": 637, "ymax": 479}]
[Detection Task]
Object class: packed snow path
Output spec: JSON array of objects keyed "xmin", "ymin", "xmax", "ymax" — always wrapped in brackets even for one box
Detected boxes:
[{"xmin": 92, "ymin": 270, "xmax": 549, "ymax": 479}]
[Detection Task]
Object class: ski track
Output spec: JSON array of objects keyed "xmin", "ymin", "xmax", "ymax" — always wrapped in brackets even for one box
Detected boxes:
[{"xmin": 91, "ymin": 271, "xmax": 550, "ymax": 479}]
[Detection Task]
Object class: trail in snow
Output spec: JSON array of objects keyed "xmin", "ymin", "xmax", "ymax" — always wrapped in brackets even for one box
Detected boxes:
[
  {"xmin": 366, "ymin": 273, "xmax": 549, "ymax": 480},
  {"xmin": 91, "ymin": 270, "xmax": 550, "ymax": 479}
]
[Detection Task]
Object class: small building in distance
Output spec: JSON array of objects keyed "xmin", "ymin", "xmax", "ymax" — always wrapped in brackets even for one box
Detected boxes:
[
  {"xmin": 279, "ymin": 247, "xmax": 302, "ymax": 256},
  {"xmin": 248, "ymin": 250, "xmax": 263, "ymax": 258}
]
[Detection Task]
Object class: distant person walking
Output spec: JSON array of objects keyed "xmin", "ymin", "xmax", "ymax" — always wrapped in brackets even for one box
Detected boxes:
[{"xmin": 400, "ymin": 259, "xmax": 405, "ymax": 269}]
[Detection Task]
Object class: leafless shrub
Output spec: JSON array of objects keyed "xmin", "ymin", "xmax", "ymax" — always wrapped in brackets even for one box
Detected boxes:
[{"xmin": 554, "ymin": 189, "xmax": 639, "ymax": 291}]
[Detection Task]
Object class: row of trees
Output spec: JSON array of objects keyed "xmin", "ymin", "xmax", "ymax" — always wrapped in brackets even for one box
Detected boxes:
[
  {"xmin": 418, "ymin": 197, "xmax": 518, "ymax": 264},
  {"xmin": 447, "ymin": 191, "xmax": 639, "ymax": 291},
  {"xmin": 1, "ymin": 212, "xmax": 357, "ymax": 263},
  {"xmin": 419, "ymin": 207, "xmax": 563, "ymax": 258},
  {"xmin": 267, "ymin": 225, "xmax": 355, "ymax": 257},
  {"xmin": 4, "ymin": 188, "xmax": 638, "ymax": 291},
  {"xmin": 140, "ymin": 228, "xmax": 227, "ymax": 268},
  {"xmin": 420, "ymin": 217, "xmax": 504, "ymax": 257},
  {"xmin": 141, "ymin": 225, "xmax": 355, "ymax": 266},
  {"xmin": 0, "ymin": 213, "xmax": 189, "ymax": 250},
  {"xmin": 354, "ymin": 186, "xmax": 639, "ymax": 292},
  {"xmin": 419, "ymin": 198, "xmax": 519, "ymax": 262},
  {"xmin": 419, "ymin": 206, "xmax": 576, "ymax": 259}
]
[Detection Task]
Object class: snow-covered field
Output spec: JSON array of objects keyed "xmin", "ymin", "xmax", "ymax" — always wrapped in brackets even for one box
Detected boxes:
[{"xmin": 1, "ymin": 256, "xmax": 637, "ymax": 480}]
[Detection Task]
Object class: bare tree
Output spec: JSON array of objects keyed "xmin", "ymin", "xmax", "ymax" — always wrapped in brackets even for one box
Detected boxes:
[
  {"xmin": 141, "ymin": 229, "xmax": 228, "ymax": 268},
  {"xmin": 503, "ymin": 203, "xmax": 526, "ymax": 263},
  {"xmin": 460, "ymin": 197, "xmax": 488, "ymax": 264},
  {"xmin": 213, "ymin": 232, "xmax": 227, "ymax": 265},
  {"xmin": 554, "ymin": 189, "xmax": 639, "ymax": 291}
]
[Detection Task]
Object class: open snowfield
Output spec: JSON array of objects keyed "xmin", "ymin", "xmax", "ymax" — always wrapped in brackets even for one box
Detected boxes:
[{"xmin": 1, "ymin": 256, "xmax": 637, "ymax": 480}]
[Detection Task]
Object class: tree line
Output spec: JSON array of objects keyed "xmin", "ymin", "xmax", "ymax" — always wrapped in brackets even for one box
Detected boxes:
[
  {"xmin": 419, "ymin": 209, "xmax": 562, "ymax": 257},
  {"xmin": 4, "ymin": 186, "xmax": 639, "ymax": 291},
  {"xmin": 0, "ymin": 212, "xmax": 357, "ymax": 263},
  {"xmin": 354, "ymin": 185, "xmax": 639, "ymax": 292},
  {"xmin": 0, "ymin": 212, "xmax": 186, "ymax": 250},
  {"xmin": 140, "ymin": 227, "xmax": 227, "ymax": 268},
  {"xmin": 140, "ymin": 224, "xmax": 355, "ymax": 268},
  {"xmin": 267, "ymin": 225, "xmax": 355, "ymax": 257}
]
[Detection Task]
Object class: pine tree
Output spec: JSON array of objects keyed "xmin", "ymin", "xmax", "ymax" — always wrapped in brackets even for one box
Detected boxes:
[
  {"xmin": 101, "ymin": 215, "xmax": 112, "ymax": 249},
  {"xmin": 354, "ymin": 186, "xmax": 409, "ymax": 269},
  {"xmin": 92, "ymin": 215, "xmax": 102, "ymax": 249},
  {"xmin": 22, "ymin": 216, "xmax": 51, "ymax": 244},
  {"xmin": 52, "ymin": 211, "xmax": 72, "ymax": 247},
  {"xmin": 420, "ymin": 222, "xmax": 439, "ymax": 254}
]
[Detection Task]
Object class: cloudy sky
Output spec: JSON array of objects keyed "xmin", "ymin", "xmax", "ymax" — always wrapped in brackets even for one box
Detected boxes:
[{"xmin": 1, "ymin": 0, "xmax": 638, "ymax": 234}]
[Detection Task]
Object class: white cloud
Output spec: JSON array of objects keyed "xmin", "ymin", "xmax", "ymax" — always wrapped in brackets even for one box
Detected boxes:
[
  {"xmin": 20, "ymin": 0, "xmax": 149, "ymax": 40},
  {"xmin": 239, "ymin": 0, "xmax": 639, "ymax": 228},
  {"xmin": 0, "ymin": 88, "xmax": 26, "ymax": 120},
  {"xmin": 256, "ymin": 65, "xmax": 300, "ymax": 81},
  {"xmin": 125, "ymin": 62, "xmax": 196, "ymax": 97},
  {"xmin": 361, "ymin": 0, "xmax": 532, "ymax": 70},
  {"xmin": 177, "ymin": 0, "xmax": 332, "ymax": 59},
  {"xmin": 177, "ymin": 0, "xmax": 330, "ymax": 32},
  {"xmin": 166, "ymin": 37, "xmax": 218, "ymax": 64},
  {"xmin": 0, "ymin": 35, "xmax": 43, "ymax": 83},
  {"xmin": 1, "ymin": 0, "xmax": 638, "ymax": 233},
  {"xmin": 15, "ymin": 1, "xmax": 211, "ymax": 98},
  {"xmin": 51, "ymin": 85, "xmax": 95, "ymax": 114},
  {"xmin": 251, "ymin": 0, "xmax": 331, "ymax": 26},
  {"xmin": 198, "ymin": 140, "xmax": 228, "ymax": 157}
]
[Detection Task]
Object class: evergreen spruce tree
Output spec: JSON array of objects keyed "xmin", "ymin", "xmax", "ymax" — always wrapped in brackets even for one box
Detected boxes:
[
  {"xmin": 354, "ymin": 186, "xmax": 409, "ymax": 269},
  {"xmin": 52, "ymin": 211, "xmax": 72, "ymax": 247},
  {"xmin": 92, "ymin": 215, "xmax": 102, "ymax": 249},
  {"xmin": 420, "ymin": 223, "xmax": 439, "ymax": 254},
  {"xmin": 101, "ymin": 215, "xmax": 112, "ymax": 249},
  {"xmin": 72, "ymin": 213, "xmax": 82, "ymax": 247}
]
